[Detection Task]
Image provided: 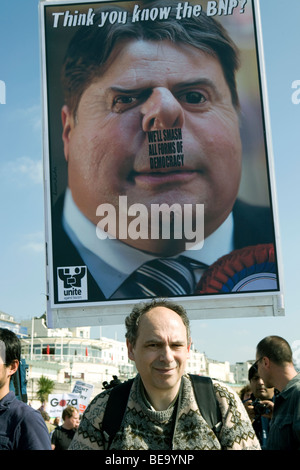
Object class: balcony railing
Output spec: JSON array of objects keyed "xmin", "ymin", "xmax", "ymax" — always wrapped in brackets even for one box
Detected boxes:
[{"xmin": 22, "ymin": 352, "xmax": 132, "ymax": 368}]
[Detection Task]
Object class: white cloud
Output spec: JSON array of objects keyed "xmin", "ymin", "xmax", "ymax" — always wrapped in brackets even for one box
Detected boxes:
[
  {"xmin": 3, "ymin": 156, "xmax": 43, "ymax": 185},
  {"xmin": 20, "ymin": 231, "xmax": 45, "ymax": 254},
  {"xmin": 14, "ymin": 105, "xmax": 42, "ymax": 132}
]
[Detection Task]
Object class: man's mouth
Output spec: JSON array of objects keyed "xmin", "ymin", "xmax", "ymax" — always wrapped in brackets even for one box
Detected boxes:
[
  {"xmin": 153, "ymin": 367, "xmax": 176, "ymax": 374},
  {"xmin": 130, "ymin": 169, "xmax": 200, "ymax": 186}
]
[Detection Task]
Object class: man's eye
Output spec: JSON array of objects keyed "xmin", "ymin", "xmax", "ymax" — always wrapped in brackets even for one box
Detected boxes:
[
  {"xmin": 172, "ymin": 344, "xmax": 184, "ymax": 350},
  {"xmin": 115, "ymin": 96, "xmax": 136, "ymax": 104},
  {"xmin": 113, "ymin": 95, "xmax": 137, "ymax": 108},
  {"xmin": 181, "ymin": 91, "xmax": 207, "ymax": 104},
  {"xmin": 112, "ymin": 95, "xmax": 138, "ymax": 112},
  {"xmin": 112, "ymin": 90, "xmax": 151, "ymax": 112}
]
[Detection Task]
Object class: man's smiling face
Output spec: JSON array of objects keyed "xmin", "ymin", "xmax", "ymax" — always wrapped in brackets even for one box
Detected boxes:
[{"xmin": 126, "ymin": 306, "xmax": 191, "ymax": 407}]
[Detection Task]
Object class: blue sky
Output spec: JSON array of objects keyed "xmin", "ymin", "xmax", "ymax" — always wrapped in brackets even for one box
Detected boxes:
[{"xmin": 0, "ymin": 0, "xmax": 299, "ymax": 364}]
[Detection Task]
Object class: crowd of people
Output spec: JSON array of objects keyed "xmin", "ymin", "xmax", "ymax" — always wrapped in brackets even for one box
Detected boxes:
[{"xmin": 1, "ymin": 300, "xmax": 300, "ymax": 451}]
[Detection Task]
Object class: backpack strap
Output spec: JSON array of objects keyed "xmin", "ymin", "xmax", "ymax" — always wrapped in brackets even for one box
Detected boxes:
[
  {"xmin": 189, "ymin": 374, "xmax": 222, "ymax": 435},
  {"xmin": 101, "ymin": 378, "xmax": 134, "ymax": 448}
]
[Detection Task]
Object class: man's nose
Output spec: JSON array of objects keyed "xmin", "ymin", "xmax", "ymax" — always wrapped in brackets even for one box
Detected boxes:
[
  {"xmin": 141, "ymin": 87, "xmax": 184, "ymax": 131},
  {"xmin": 159, "ymin": 346, "xmax": 174, "ymax": 363}
]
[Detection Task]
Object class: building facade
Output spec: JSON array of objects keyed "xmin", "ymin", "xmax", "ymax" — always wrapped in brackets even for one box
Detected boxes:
[{"xmin": 1, "ymin": 312, "xmax": 251, "ymax": 410}]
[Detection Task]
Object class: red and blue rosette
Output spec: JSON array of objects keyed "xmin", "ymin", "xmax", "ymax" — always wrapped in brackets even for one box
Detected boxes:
[{"xmin": 196, "ymin": 243, "xmax": 277, "ymax": 294}]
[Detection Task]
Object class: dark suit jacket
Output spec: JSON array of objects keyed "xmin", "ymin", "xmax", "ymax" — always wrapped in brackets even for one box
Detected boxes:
[
  {"xmin": 51, "ymin": 195, "xmax": 276, "ymax": 303},
  {"xmin": 232, "ymin": 199, "xmax": 275, "ymax": 249}
]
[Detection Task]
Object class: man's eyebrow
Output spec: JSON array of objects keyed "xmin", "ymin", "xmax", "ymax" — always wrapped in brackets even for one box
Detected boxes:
[
  {"xmin": 109, "ymin": 85, "xmax": 150, "ymax": 94},
  {"xmin": 144, "ymin": 338, "xmax": 161, "ymax": 344},
  {"xmin": 173, "ymin": 78, "xmax": 221, "ymax": 96},
  {"xmin": 143, "ymin": 339, "xmax": 186, "ymax": 345},
  {"xmin": 109, "ymin": 78, "xmax": 221, "ymax": 97}
]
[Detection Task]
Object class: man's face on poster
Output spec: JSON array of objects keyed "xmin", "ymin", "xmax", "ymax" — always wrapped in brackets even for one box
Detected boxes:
[{"xmin": 62, "ymin": 39, "xmax": 242, "ymax": 254}]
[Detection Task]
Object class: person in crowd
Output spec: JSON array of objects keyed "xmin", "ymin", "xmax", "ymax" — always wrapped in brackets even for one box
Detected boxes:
[
  {"xmin": 51, "ymin": 405, "xmax": 80, "ymax": 450},
  {"xmin": 69, "ymin": 299, "xmax": 260, "ymax": 450},
  {"xmin": 40, "ymin": 410, "xmax": 56, "ymax": 435},
  {"xmin": 53, "ymin": 416, "xmax": 60, "ymax": 427},
  {"xmin": 254, "ymin": 335, "xmax": 300, "ymax": 450},
  {"xmin": 0, "ymin": 328, "xmax": 52, "ymax": 450},
  {"xmin": 239, "ymin": 384, "xmax": 251, "ymax": 402},
  {"xmin": 243, "ymin": 364, "xmax": 274, "ymax": 449}
]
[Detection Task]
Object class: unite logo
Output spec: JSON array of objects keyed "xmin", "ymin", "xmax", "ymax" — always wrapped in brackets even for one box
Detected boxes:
[
  {"xmin": 0, "ymin": 80, "xmax": 6, "ymax": 104},
  {"xmin": 57, "ymin": 266, "xmax": 88, "ymax": 302}
]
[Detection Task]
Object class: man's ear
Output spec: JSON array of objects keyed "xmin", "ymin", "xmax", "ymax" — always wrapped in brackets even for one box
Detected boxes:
[
  {"xmin": 61, "ymin": 105, "xmax": 74, "ymax": 163},
  {"xmin": 7, "ymin": 359, "xmax": 19, "ymax": 379},
  {"xmin": 126, "ymin": 339, "xmax": 135, "ymax": 362},
  {"xmin": 262, "ymin": 356, "xmax": 270, "ymax": 369}
]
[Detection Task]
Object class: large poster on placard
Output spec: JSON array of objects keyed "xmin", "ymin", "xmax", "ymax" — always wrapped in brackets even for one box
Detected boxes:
[{"xmin": 40, "ymin": 0, "xmax": 283, "ymax": 326}]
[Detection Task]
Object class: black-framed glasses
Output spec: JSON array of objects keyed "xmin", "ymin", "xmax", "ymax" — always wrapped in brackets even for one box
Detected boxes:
[{"xmin": 252, "ymin": 356, "xmax": 263, "ymax": 372}]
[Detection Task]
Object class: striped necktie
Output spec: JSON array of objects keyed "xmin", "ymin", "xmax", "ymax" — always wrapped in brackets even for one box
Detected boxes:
[{"xmin": 111, "ymin": 256, "xmax": 208, "ymax": 299}]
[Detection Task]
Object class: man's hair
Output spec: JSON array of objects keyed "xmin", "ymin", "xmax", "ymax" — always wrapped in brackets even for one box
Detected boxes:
[
  {"xmin": 125, "ymin": 298, "xmax": 191, "ymax": 346},
  {"xmin": 256, "ymin": 336, "xmax": 293, "ymax": 366},
  {"xmin": 0, "ymin": 328, "xmax": 21, "ymax": 366},
  {"xmin": 248, "ymin": 364, "xmax": 258, "ymax": 381},
  {"xmin": 62, "ymin": 405, "xmax": 78, "ymax": 421},
  {"xmin": 61, "ymin": 0, "xmax": 240, "ymax": 117}
]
